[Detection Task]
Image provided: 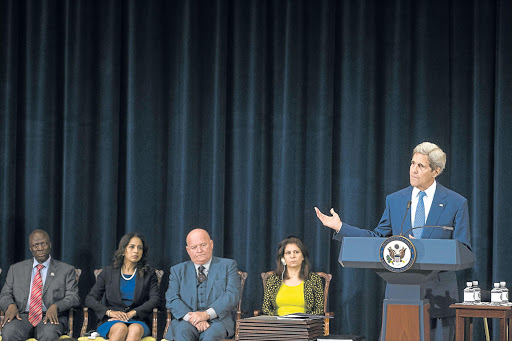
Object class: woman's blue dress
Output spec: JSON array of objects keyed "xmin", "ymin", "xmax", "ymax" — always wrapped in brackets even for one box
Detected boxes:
[{"xmin": 97, "ymin": 273, "xmax": 150, "ymax": 337}]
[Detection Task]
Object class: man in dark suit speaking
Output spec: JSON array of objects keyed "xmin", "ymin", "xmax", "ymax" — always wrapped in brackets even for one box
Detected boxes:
[
  {"xmin": 0, "ymin": 229, "xmax": 80, "ymax": 341},
  {"xmin": 315, "ymin": 142, "xmax": 471, "ymax": 341},
  {"xmin": 165, "ymin": 228, "xmax": 240, "ymax": 341}
]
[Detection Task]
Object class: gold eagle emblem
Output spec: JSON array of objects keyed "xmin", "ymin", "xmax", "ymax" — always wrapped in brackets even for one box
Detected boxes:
[{"xmin": 388, "ymin": 246, "xmax": 406, "ymax": 261}]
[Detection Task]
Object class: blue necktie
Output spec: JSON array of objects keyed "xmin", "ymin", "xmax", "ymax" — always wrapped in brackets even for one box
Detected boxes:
[{"xmin": 412, "ymin": 191, "xmax": 426, "ymax": 238}]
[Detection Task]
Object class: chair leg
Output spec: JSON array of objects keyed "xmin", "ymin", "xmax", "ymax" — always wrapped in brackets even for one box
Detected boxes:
[{"xmin": 324, "ymin": 312, "xmax": 333, "ymax": 335}]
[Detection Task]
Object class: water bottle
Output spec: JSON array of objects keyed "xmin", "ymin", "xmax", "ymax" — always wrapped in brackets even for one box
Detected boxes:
[
  {"xmin": 463, "ymin": 281, "xmax": 475, "ymax": 304},
  {"xmin": 500, "ymin": 282, "xmax": 509, "ymax": 305},
  {"xmin": 491, "ymin": 283, "xmax": 502, "ymax": 305},
  {"xmin": 472, "ymin": 280, "xmax": 482, "ymax": 304}
]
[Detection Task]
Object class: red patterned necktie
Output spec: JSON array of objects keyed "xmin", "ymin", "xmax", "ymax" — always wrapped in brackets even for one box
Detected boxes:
[{"xmin": 28, "ymin": 264, "xmax": 44, "ymax": 326}]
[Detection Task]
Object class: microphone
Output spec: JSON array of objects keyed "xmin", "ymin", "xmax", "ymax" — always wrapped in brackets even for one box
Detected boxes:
[
  {"xmin": 404, "ymin": 225, "xmax": 454, "ymax": 238},
  {"xmin": 399, "ymin": 201, "xmax": 412, "ymax": 236}
]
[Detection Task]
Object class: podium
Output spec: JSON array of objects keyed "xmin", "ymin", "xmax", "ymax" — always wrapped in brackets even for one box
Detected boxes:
[{"xmin": 339, "ymin": 237, "xmax": 474, "ymax": 341}]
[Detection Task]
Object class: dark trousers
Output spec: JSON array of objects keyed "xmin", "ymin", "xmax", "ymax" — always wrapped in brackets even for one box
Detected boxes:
[
  {"xmin": 0, "ymin": 312, "xmax": 66, "ymax": 341},
  {"xmin": 431, "ymin": 316, "xmax": 455, "ymax": 341}
]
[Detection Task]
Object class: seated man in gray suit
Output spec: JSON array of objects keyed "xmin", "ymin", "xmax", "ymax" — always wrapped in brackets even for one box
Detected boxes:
[
  {"xmin": 0, "ymin": 229, "xmax": 80, "ymax": 341},
  {"xmin": 165, "ymin": 228, "xmax": 241, "ymax": 341}
]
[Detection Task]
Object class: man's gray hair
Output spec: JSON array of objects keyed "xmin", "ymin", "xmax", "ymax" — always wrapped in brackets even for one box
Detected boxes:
[{"xmin": 413, "ymin": 142, "xmax": 446, "ymax": 174}]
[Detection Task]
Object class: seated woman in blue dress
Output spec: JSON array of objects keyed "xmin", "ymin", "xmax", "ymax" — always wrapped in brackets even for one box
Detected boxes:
[{"xmin": 85, "ymin": 233, "xmax": 160, "ymax": 340}]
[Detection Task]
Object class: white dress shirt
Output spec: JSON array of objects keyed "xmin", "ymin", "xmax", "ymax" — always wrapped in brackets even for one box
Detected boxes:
[
  {"xmin": 25, "ymin": 256, "xmax": 52, "ymax": 312},
  {"xmin": 410, "ymin": 181, "xmax": 437, "ymax": 227}
]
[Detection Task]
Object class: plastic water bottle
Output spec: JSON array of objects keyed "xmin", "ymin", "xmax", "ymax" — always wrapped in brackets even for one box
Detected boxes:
[
  {"xmin": 472, "ymin": 281, "xmax": 482, "ymax": 304},
  {"xmin": 491, "ymin": 283, "xmax": 502, "ymax": 305},
  {"xmin": 500, "ymin": 282, "xmax": 509, "ymax": 304},
  {"xmin": 463, "ymin": 281, "xmax": 475, "ymax": 304}
]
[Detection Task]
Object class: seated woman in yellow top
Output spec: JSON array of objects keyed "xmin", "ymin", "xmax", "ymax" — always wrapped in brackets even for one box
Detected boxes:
[{"xmin": 262, "ymin": 236, "xmax": 324, "ymax": 316}]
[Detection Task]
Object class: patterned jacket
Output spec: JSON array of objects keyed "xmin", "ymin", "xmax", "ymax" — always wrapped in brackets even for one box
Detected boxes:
[{"xmin": 262, "ymin": 272, "xmax": 324, "ymax": 315}]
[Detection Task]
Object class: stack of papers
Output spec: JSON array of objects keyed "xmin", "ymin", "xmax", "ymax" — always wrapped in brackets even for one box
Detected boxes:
[{"xmin": 237, "ymin": 315, "xmax": 325, "ymax": 340}]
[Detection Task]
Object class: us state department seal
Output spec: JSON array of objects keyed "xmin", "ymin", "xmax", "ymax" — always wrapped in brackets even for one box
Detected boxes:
[{"xmin": 379, "ymin": 236, "xmax": 416, "ymax": 272}]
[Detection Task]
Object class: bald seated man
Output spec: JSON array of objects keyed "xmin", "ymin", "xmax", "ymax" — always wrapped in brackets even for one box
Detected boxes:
[
  {"xmin": 0, "ymin": 229, "xmax": 80, "ymax": 341},
  {"xmin": 165, "ymin": 229, "xmax": 241, "ymax": 341}
]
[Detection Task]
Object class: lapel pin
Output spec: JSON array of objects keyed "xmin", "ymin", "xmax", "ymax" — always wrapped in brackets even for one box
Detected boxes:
[
  {"xmin": 439, "ymin": 204, "xmax": 444, "ymax": 207},
  {"xmin": 50, "ymin": 272, "xmax": 55, "ymax": 276}
]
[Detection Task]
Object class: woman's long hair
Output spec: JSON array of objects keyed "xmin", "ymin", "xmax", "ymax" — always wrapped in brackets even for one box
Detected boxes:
[
  {"xmin": 112, "ymin": 233, "xmax": 150, "ymax": 276},
  {"xmin": 275, "ymin": 236, "xmax": 311, "ymax": 280}
]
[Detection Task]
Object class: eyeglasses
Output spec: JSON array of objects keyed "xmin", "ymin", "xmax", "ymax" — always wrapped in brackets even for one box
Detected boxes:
[{"xmin": 31, "ymin": 242, "xmax": 49, "ymax": 250}]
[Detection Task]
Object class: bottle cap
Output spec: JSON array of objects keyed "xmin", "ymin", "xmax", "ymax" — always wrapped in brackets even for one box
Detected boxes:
[
  {"xmin": 472, "ymin": 280, "xmax": 478, "ymax": 285},
  {"xmin": 500, "ymin": 281, "xmax": 506, "ymax": 286},
  {"xmin": 466, "ymin": 281, "xmax": 473, "ymax": 286},
  {"xmin": 494, "ymin": 283, "xmax": 500, "ymax": 288}
]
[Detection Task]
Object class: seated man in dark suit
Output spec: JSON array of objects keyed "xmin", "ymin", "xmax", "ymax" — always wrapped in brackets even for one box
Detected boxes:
[
  {"xmin": 0, "ymin": 229, "xmax": 80, "ymax": 341},
  {"xmin": 165, "ymin": 228, "xmax": 241, "ymax": 341}
]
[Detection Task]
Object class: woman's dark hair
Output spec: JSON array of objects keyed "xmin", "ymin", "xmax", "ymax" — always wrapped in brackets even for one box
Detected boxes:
[
  {"xmin": 113, "ymin": 233, "xmax": 150, "ymax": 276},
  {"xmin": 275, "ymin": 236, "xmax": 311, "ymax": 280}
]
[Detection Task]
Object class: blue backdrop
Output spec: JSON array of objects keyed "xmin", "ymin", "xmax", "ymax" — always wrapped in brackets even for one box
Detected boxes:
[{"xmin": 1, "ymin": 0, "xmax": 511, "ymax": 339}]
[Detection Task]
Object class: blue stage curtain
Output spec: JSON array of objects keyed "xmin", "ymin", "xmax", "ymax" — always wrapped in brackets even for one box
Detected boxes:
[{"xmin": 1, "ymin": 0, "xmax": 511, "ymax": 339}]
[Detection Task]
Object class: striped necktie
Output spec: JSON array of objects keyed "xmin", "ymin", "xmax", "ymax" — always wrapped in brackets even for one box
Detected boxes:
[
  {"xmin": 197, "ymin": 265, "xmax": 207, "ymax": 285},
  {"xmin": 28, "ymin": 264, "xmax": 44, "ymax": 326}
]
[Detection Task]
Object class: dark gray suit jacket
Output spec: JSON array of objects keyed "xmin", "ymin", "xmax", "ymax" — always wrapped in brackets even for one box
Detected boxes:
[{"xmin": 0, "ymin": 258, "xmax": 80, "ymax": 315}]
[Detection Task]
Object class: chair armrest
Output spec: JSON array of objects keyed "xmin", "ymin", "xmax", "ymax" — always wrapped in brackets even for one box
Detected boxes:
[
  {"xmin": 152, "ymin": 308, "xmax": 158, "ymax": 338},
  {"xmin": 80, "ymin": 307, "xmax": 89, "ymax": 337},
  {"xmin": 163, "ymin": 309, "xmax": 172, "ymax": 339},
  {"xmin": 0, "ymin": 308, "xmax": 4, "ymax": 330},
  {"xmin": 68, "ymin": 308, "xmax": 75, "ymax": 337}
]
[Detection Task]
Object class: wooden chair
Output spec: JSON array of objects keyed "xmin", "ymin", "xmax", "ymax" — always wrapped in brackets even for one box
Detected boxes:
[
  {"xmin": 163, "ymin": 270, "xmax": 248, "ymax": 341},
  {"xmin": 67, "ymin": 268, "xmax": 82, "ymax": 338},
  {"xmin": 80, "ymin": 268, "xmax": 164, "ymax": 341},
  {"xmin": 0, "ymin": 268, "xmax": 82, "ymax": 340},
  {"xmin": 253, "ymin": 271, "xmax": 334, "ymax": 335}
]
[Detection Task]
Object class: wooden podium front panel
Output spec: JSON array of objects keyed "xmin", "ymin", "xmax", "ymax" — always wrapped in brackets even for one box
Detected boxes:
[{"xmin": 385, "ymin": 304, "xmax": 430, "ymax": 340}]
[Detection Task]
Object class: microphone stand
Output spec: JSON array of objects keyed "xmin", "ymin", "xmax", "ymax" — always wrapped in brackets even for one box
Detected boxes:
[
  {"xmin": 403, "ymin": 225, "xmax": 454, "ymax": 237},
  {"xmin": 399, "ymin": 201, "xmax": 412, "ymax": 236}
]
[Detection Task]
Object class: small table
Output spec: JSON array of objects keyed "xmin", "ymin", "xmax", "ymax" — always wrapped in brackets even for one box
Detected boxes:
[{"xmin": 450, "ymin": 303, "xmax": 512, "ymax": 341}]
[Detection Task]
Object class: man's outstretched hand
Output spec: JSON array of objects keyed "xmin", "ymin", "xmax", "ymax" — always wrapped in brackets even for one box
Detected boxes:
[{"xmin": 314, "ymin": 207, "xmax": 342, "ymax": 232}]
